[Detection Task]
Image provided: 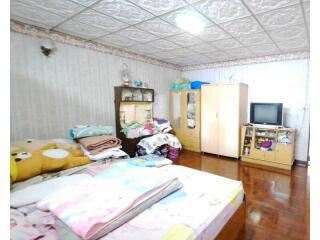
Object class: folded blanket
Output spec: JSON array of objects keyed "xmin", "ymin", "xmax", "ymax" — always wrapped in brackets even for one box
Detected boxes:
[
  {"xmin": 70, "ymin": 125, "xmax": 113, "ymax": 139},
  {"xmin": 79, "ymin": 136, "xmax": 122, "ymax": 155},
  {"xmin": 80, "ymin": 145, "xmax": 128, "ymax": 161},
  {"xmin": 37, "ymin": 163, "xmax": 183, "ymax": 240}
]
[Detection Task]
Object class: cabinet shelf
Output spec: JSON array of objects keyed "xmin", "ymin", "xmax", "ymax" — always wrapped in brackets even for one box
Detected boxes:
[{"xmin": 240, "ymin": 125, "xmax": 296, "ymax": 170}]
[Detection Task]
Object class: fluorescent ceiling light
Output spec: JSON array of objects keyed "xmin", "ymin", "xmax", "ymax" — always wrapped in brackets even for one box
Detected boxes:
[{"xmin": 175, "ymin": 14, "xmax": 205, "ymax": 34}]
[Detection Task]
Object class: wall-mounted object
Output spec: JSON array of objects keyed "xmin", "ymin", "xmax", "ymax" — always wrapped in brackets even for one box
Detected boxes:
[{"xmin": 40, "ymin": 38, "xmax": 55, "ymax": 57}]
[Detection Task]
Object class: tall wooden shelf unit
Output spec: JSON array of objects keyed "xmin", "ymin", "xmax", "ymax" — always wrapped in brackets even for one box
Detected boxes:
[
  {"xmin": 240, "ymin": 125, "xmax": 296, "ymax": 170},
  {"xmin": 114, "ymin": 86, "xmax": 154, "ymax": 157}
]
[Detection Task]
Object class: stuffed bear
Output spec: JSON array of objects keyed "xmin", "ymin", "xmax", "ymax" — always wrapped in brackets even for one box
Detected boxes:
[{"xmin": 10, "ymin": 143, "xmax": 91, "ymax": 183}]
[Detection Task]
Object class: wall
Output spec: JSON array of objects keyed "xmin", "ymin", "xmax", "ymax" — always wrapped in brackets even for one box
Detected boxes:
[
  {"xmin": 11, "ymin": 32, "xmax": 180, "ymax": 140},
  {"xmin": 182, "ymin": 59, "xmax": 310, "ymax": 161}
]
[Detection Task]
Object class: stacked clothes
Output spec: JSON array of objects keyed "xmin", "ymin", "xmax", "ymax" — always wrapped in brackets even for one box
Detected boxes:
[
  {"xmin": 121, "ymin": 118, "xmax": 173, "ymax": 139},
  {"xmin": 137, "ymin": 133, "xmax": 181, "ymax": 159},
  {"xmin": 70, "ymin": 125, "xmax": 128, "ymax": 161}
]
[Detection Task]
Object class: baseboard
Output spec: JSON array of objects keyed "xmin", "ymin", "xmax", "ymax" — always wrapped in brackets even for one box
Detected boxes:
[{"xmin": 293, "ymin": 160, "xmax": 308, "ymax": 167}]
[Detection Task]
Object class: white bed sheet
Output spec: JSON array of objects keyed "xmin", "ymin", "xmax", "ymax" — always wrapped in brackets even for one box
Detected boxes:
[{"xmin": 97, "ymin": 165, "xmax": 244, "ymax": 240}]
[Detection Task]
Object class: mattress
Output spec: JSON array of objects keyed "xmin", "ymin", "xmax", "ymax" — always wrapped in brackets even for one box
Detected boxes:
[{"xmin": 56, "ymin": 165, "xmax": 244, "ymax": 240}]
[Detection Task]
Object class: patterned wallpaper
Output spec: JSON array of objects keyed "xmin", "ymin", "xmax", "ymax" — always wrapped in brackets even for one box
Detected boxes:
[
  {"xmin": 11, "ymin": 32, "xmax": 181, "ymax": 140},
  {"xmin": 182, "ymin": 59, "xmax": 310, "ymax": 161}
]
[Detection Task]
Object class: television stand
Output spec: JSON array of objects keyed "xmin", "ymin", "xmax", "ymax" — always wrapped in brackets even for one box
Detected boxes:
[{"xmin": 240, "ymin": 125, "xmax": 296, "ymax": 170}]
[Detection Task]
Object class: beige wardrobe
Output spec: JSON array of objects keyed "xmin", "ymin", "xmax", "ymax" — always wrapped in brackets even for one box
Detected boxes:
[
  {"xmin": 170, "ymin": 90, "xmax": 201, "ymax": 152},
  {"xmin": 201, "ymin": 83, "xmax": 248, "ymax": 158}
]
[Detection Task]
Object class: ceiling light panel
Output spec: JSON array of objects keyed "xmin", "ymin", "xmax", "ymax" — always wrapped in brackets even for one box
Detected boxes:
[
  {"xmin": 92, "ymin": 0, "xmax": 153, "ymax": 24},
  {"xmin": 160, "ymin": 6, "xmax": 213, "ymax": 31}
]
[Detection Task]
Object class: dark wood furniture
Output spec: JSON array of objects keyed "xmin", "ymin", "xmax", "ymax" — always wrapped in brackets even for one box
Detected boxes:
[{"xmin": 114, "ymin": 86, "xmax": 154, "ymax": 157}]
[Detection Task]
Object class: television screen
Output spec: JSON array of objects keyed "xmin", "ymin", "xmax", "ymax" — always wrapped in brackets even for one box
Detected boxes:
[{"xmin": 250, "ymin": 103, "xmax": 283, "ymax": 125}]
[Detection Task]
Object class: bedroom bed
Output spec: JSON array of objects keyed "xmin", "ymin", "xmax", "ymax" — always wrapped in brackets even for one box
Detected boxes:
[{"xmin": 11, "ymin": 162, "xmax": 245, "ymax": 240}]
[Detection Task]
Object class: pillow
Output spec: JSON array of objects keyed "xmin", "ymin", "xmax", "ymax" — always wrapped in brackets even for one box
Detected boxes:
[{"xmin": 10, "ymin": 174, "xmax": 91, "ymax": 208}]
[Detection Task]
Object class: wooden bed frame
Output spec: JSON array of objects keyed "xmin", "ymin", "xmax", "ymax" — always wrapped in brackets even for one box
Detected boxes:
[{"xmin": 216, "ymin": 197, "xmax": 246, "ymax": 240}]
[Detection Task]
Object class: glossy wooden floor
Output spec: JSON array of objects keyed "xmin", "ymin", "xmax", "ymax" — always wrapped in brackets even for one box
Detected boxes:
[{"xmin": 173, "ymin": 150, "xmax": 309, "ymax": 240}]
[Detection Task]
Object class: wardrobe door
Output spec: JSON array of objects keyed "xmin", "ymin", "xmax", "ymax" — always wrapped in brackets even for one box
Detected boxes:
[
  {"xmin": 218, "ymin": 85, "xmax": 240, "ymax": 158},
  {"xmin": 201, "ymin": 85, "xmax": 219, "ymax": 153}
]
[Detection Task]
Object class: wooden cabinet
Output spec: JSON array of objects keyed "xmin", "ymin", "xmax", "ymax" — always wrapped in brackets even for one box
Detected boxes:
[
  {"xmin": 240, "ymin": 125, "xmax": 296, "ymax": 170},
  {"xmin": 170, "ymin": 90, "xmax": 201, "ymax": 152},
  {"xmin": 114, "ymin": 86, "xmax": 154, "ymax": 157},
  {"xmin": 201, "ymin": 83, "xmax": 248, "ymax": 158}
]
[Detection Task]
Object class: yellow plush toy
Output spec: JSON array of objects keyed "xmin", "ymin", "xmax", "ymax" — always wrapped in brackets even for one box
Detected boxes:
[{"xmin": 10, "ymin": 143, "xmax": 91, "ymax": 183}]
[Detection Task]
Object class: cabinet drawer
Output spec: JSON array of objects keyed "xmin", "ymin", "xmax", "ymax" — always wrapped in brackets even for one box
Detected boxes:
[{"xmin": 274, "ymin": 144, "xmax": 294, "ymax": 164}]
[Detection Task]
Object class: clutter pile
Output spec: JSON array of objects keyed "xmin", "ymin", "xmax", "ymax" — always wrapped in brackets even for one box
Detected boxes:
[
  {"xmin": 121, "ymin": 118, "xmax": 173, "ymax": 139},
  {"xmin": 136, "ymin": 133, "xmax": 182, "ymax": 159},
  {"xmin": 70, "ymin": 125, "xmax": 128, "ymax": 161},
  {"xmin": 170, "ymin": 78, "xmax": 210, "ymax": 90}
]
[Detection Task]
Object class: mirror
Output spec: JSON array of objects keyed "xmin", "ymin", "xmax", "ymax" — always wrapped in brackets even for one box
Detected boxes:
[
  {"xmin": 187, "ymin": 93, "xmax": 196, "ymax": 129},
  {"xmin": 172, "ymin": 92, "xmax": 181, "ymax": 128}
]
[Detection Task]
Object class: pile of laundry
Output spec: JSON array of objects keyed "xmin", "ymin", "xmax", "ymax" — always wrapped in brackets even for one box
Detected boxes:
[
  {"xmin": 70, "ymin": 125, "xmax": 128, "ymax": 161},
  {"xmin": 136, "ymin": 133, "xmax": 181, "ymax": 159},
  {"xmin": 121, "ymin": 118, "xmax": 173, "ymax": 139}
]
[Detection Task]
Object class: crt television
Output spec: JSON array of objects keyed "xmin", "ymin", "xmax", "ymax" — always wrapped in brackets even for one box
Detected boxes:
[{"xmin": 250, "ymin": 103, "xmax": 283, "ymax": 126}]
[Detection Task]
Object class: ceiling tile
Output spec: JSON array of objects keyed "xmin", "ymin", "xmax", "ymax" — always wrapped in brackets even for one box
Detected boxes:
[
  {"xmin": 145, "ymin": 39, "xmax": 180, "ymax": 51},
  {"xmin": 135, "ymin": 18, "xmax": 182, "ymax": 38},
  {"xmin": 256, "ymin": 4, "xmax": 304, "ymax": 30},
  {"xmin": 249, "ymin": 43, "xmax": 280, "ymax": 55},
  {"xmin": 188, "ymin": 42, "xmax": 218, "ymax": 53},
  {"xmin": 219, "ymin": 16, "xmax": 263, "ymax": 37},
  {"xmin": 92, "ymin": 0, "xmax": 153, "ymax": 24},
  {"xmin": 210, "ymin": 38, "xmax": 242, "ymax": 50},
  {"xmin": 169, "ymin": 48, "xmax": 196, "ymax": 57},
  {"xmin": 206, "ymin": 51, "xmax": 230, "ymax": 60},
  {"xmin": 243, "ymin": 0, "xmax": 299, "ymax": 14},
  {"xmin": 116, "ymin": 27, "xmax": 159, "ymax": 43},
  {"xmin": 127, "ymin": 43, "xmax": 160, "ymax": 55},
  {"xmin": 193, "ymin": 0, "xmax": 251, "ymax": 24},
  {"xmin": 165, "ymin": 33, "xmax": 203, "ymax": 47},
  {"xmin": 11, "ymin": 1, "xmax": 66, "ymax": 28},
  {"xmin": 55, "ymin": 20, "xmax": 106, "ymax": 39},
  {"xmin": 277, "ymin": 38, "xmax": 309, "ymax": 52},
  {"xmin": 197, "ymin": 25, "xmax": 230, "ymax": 41},
  {"xmin": 150, "ymin": 51, "xmax": 178, "ymax": 60},
  {"xmin": 160, "ymin": 6, "xmax": 213, "ymax": 29},
  {"xmin": 190, "ymin": 54, "xmax": 212, "ymax": 63},
  {"xmin": 132, "ymin": 0, "xmax": 187, "ymax": 16},
  {"xmin": 11, "ymin": 15, "xmax": 52, "ymax": 29},
  {"xmin": 72, "ymin": 9, "xmax": 128, "ymax": 32},
  {"xmin": 303, "ymin": 1, "xmax": 310, "ymax": 22},
  {"xmin": 169, "ymin": 57, "xmax": 189, "ymax": 64},
  {"xmin": 268, "ymin": 24, "xmax": 308, "ymax": 42},
  {"xmin": 237, "ymin": 32, "xmax": 272, "ymax": 46},
  {"xmin": 227, "ymin": 47, "xmax": 255, "ymax": 58},
  {"xmin": 96, "ymin": 33, "xmax": 138, "ymax": 47},
  {"xmin": 70, "ymin": 0, "xmax": 100, "ymax": 7},
  {"xmin": 16, "ymin": 0, "xmax": 85, "ymax": 17}
]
